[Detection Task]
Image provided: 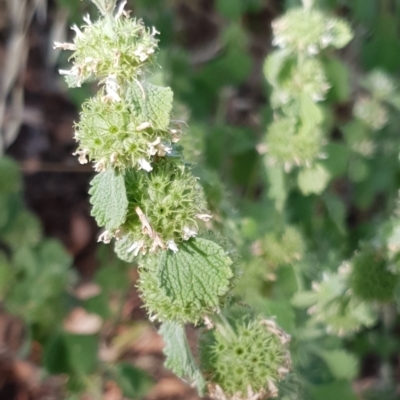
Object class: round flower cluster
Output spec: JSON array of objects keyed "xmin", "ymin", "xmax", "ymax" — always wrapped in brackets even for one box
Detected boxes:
[
  {"xmin": 204, "ymin": 318, "xmax": 291, "ymax": 399},
  {"xmin": 272, "ymin": 8, "xmax": 352, "ymax": 54},
  {"xmin": 280, "ymin": 58, "xmax": 330, "ymax": 102},
  {"xmin": 56, "ymin": 14, "xmax": 158, "ymax": 87},
  {"xmin": 261, "ymin": 226, "xmax": 305, "ymax": 268},
  {"xmin": 115, "ymin": 160, "xmax": 209, "ymax": 258},
  {"xmin": 74, "ymin": 91, "xmax": 175, "ymax": 171},
  {"xmin": 266, "ymin": 118, "xmax": 323, "ymax": 169}
]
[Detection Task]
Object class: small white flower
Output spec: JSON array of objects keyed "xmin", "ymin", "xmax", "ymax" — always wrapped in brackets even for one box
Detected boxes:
[
  {"xmin": 136, "ymin": 122, "xmax": 152, "ymax": 131},
  {"xmin": 73, "ymin": 149, "xmax": 89, "ymax": 164},
  {"xmin": 110, "ymin": 152, "xmax": 118, "ymax": 163},
  {"xmin": 115, "ymin": 0, "xmax": 127, "ymax": 19},
  {"xmin": 134, "ymin": 45, "xmax": 149, "ymax": 62},
  {"xmin": 54, "ymin": 42, "xmax": 76, "ymax": 51},
  {"xmin": 148, "ymin": 137, "xmax": 172, "ymax": 157},
  {"xmin": 148, "ymin": 137, "xmax": 160, "ymax": 155},
  {"xmin": 59, "ymin": 67, "xmax": 77, "ymax": 76},
  {"xmin": 83, "ymin": 14, "xmax": 92, "ymax": 25},
  {"xmin": 94, "ymin": 160, "xmax": 106, "ymax": 172},
  {"xmin": 59, "ymin": 65, "xmax": 82, "ymax": 86},
  {"xmin": 321, "ymin": 34, "xmax": 333, "ymax": 47},
  {"xmin": 98, "ymin": 230, "xmax": 112, "ymax": 243},
  {"xmin": 71, "ymin": 24, "xmax": 83, "ymax": 38},
  {"xmin": 307, "ymin": 44, "xmax": 319, "ymax": 55},
  {"xmin": 151, "ymin": 27, "xmax": 160, "ymax": 37},
  {"xmin": 182, "ymin": 226, "xmax": 197, "ymax": 240},
  {"xmin": 196, "ymin": 213, "xmax": 213, "ymax": 222},
  {"xmin": 127, "ymin": 240, "xmax": 145, "ymax": 256},
  {"xmin": 138, "ymin": 158, "xmax": 153, "ymax": 172},
  {"xmin": 167, "ymin": 240, "xmax": 179, "ymax": 253},
  {"xmin": 159, "ymin": 143, "xmax": 172, "ymax": 157},
  {"xmin": 105, "ymin": 74, "xmax": 121, "ymax": 102}
]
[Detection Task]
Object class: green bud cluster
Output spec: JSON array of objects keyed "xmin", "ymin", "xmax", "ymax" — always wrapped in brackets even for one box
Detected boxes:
[
  {"xmin": 260, "ymin": 226, "xmax": 305, "ymax": 268},
  {"xmin": 294, "ymin": 265, "xmax": 378, "ymax": 336},
  {"xmin": 350, "ymin": 248, "xmax": 398, "ymax": 302},
  {"xmin": 57, "ymin": 14, "xmax": 158, "ymax": 87},
  {"xmin": 272, "ymin": 8, "xmax": 352, "ymax": 54},
  {"xmin": 119, "ymin": 160, "xmax": 208, "ymax": 256},
  {"xmin": 266, "ymin": 118, "xmax": 322, "ymax": 167},
  {"xmin": 203, "ymin": 317, "xmax": 291, "ymax": 399},
  {"xmin": 353, "ymin": 96, "xmax": 388, "ymax": 131},
  {"xmin": 74, "ymin": 85, "xmax": 176, "ymax": 170}
]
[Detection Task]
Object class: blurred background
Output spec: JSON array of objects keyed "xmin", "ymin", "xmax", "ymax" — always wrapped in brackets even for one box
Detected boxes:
[{"xmin": 1, "ymin": 0, "xmax": 400, "ymax": 399}]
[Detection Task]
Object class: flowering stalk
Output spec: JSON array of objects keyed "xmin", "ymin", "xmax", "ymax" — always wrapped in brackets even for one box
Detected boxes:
[{"xmin": 57, "ymin": 1, "xmax": 292, "ymax": 398}]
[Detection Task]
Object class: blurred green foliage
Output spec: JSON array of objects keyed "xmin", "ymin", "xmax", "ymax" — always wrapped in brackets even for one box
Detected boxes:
[{"xmin": 3, "ymin": 0, "xmax": 400, "ymax": 398}]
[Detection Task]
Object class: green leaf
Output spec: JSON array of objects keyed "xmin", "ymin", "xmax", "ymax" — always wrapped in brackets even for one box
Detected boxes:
[
  {"xmin": 115, "ymin": 363, "xmax": 153, "ymax": 399},
  {"xmin": 324, "ymin": 58, "xmax": 351, "ymax": 103},
  {"xmin": 297, "ymin": 164, "xmax": 331, "ymax": 196},
  {"xmin": 89, "ymin": 169, "xmax": 128, "ymax": 231},
  {"xmin": 318, "ymin": 350, "xmax": 359, "ymax": 380},
  {"xmin": 263, "ymin": 299, "xmax": 296, "ymax": 334},
  {"xmin": 159, "ymin": 321, "xmax": 206, "ymax": 395},
  {"xmin": 266, "ymin": 164, "xmax": 286, "ymax": 211},
  {"xmin": 299, "ymin": 93, "xmax": 323, "ymax": 130},
  {"xmin": 64, "ymin": 334, "xmax": 98, "ymax": 375},
  {"xmin": 0, "ymin": 253, "xmax": 12, "ymax": 299},
  {"xmin": 158, "ymin": 238, "xmax": 233, "ymax": 313},
  {"xmin": 264, "ymin": 49, "xmax": 292, "ymax": 85},
  {"xmin": 215, "ymin": 0, "xmax": 243, "ymax": 19},
  {"xmin": 127, "ymin": 81, "xmax": 173, "ymax": 130},
  {"xmin": 291, "ymin": 291, "xmax": 318, "ymax": 308},
  {"xmin": 323, "ymin": 194, "xmax": 346, "ymax": 235},
  {"xmin": 348, "ymin": 158, "xmax": 369, "ymax": 183},
  {"xmin": 43, "ymin": 334, "xmax": 70, "ymax": 374},
  {"xmin": 3, "ymin": 210, "xmax": 42, "ymax": 249},
  {"xmin": 311, "ymin": 381, "xmax": 357, "ymax": 400},
  {"xmin": 321, "ymin": 143, "xmax": 350, "ymax": 178},
  {"xmin": 0, "ymin": 156, "xmax": 21, "ymax": 194}
]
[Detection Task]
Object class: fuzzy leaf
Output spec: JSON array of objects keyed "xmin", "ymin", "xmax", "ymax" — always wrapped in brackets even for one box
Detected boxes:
[
  {"xmin": 324, "ymin": 58, "xmax": 351, "ymax": 103},
  {"xmin": 319, "ymin": 350, "xmax": 359, "ymax": 380},
  {"xmin": 157, "ymin": 238, "xmax": 233, "ymax": 312},
  {"xmin": 0, "ymin": 156, "xmax": 21, "ymax": 194},
  {"xmin": 159, "ymin": 321, "xmax": 206, "ymax": 395},
  {"xmin": 89, "ymin": 169, "xmax": 128, "ymax": 231},
  {"xmin": 297, "ymin": 164, "xmax": 331, "ymax": 196},
  {"xmin": 266, "ymin": 164, "xmax": 286, "ymax": 211},
  {"xmin": 299, "ymin": 93, "xmax": 323, "ymax": 130},
  {"xmin": 127, "ymin": 82, "xmax": 173, "ymax": 130}
]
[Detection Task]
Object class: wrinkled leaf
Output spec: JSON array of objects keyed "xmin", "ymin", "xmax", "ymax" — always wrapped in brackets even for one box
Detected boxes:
[
  {"xmin": 159, "ymin": 321, "xmax": 206, "ymax": 395},
  {"xmin": 157, "ymin": 238, "xmax": 233, "ymax": 312},
  {"xmin": 318, "ymin": 350, "xmax": 359, "ymax": 380},
  {"xmin": 89, "ymin": 169, "xmax": 128, "ymax": 231},
  {"xmin": 127, "ymin": 82, "xmax": 173, "ymax": 130}
]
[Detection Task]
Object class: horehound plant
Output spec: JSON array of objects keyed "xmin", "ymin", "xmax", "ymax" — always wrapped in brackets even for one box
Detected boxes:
[{"xmin": 56, "ymin": 0, "xmax": 291, "ymax": 398}]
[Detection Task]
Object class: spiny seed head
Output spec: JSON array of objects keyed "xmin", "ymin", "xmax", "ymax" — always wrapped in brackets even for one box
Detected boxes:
[
  {"xmin": 74, "ymin": 91, "xmax": 174, "ymax": 171},
  {"xmin": 118, "ymin": 160, "xmax": 208, "ymax": 254},
  {"xmin": 203, "ymin": 318, "xmax": 291, "ymax": 399},
  {"xmin": 62, "ymin": 15, "xmax": 158, "ymax": 87}
]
